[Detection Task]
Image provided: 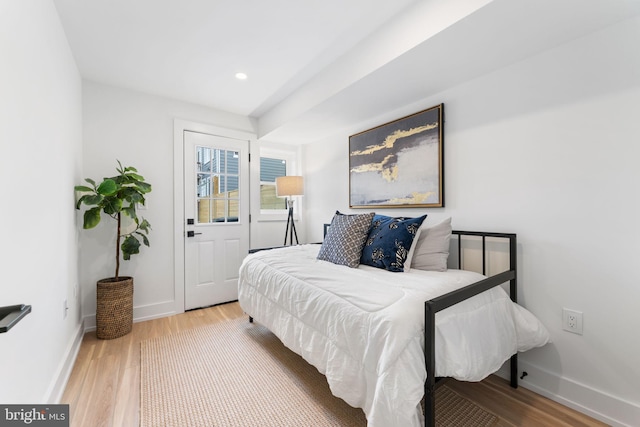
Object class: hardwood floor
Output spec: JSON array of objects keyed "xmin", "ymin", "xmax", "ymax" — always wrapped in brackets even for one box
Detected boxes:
[{"xmin": 62, "ymin": 302, "xmax": 607, "ymax": 427}]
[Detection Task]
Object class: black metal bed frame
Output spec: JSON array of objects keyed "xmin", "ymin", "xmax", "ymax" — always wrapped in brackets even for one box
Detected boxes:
[
  {"xmin": 247, "ymin": 229, "xmax": 519, "ymax": 426},
  {"xmin": 423, "ymin": 230, "xmax": 518, "ymax": 427}
]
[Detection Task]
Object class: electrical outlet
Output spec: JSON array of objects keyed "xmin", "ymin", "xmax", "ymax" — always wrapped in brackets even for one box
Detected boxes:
[{"xmin": 562, "ymin": 308, "xmax": 583, "ymax": 335}]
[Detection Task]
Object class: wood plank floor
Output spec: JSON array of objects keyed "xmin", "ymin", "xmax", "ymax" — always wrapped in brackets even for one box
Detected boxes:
[{"xmin": 61, "ymin": 302, "xmax": 607, "ymax": 427}]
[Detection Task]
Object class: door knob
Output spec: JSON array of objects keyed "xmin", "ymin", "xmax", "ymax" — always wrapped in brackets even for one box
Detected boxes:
[{"xmin": 187, "ymin": 230, "xmax": 203, "ymax": 237}]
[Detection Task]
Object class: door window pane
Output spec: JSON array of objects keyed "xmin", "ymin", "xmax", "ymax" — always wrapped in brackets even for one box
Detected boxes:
[
  {"xmin": 217, "ymin": 175, "xmax": 226, "ymax": 195},
  {"xmin": 196, "ymin": 146, "xmax": 241, "ymax": 223},
  {"xmin": 211, "ymin": 149, "xmax": 222, "ymax": 173},
  {"xmin": 227, "ymin": 176, "xmax": 239, "ymax": 192},
  {"xmin": 197, "ymin": 198, "xmax": 210, "ymax": 223},
  {"xmin": 227, "ymin": 198, "xmax": 239, "ymax": 222},
  {"xmin": 211, "ymin": 199, "xmax": 224, "ymax": 222},
  {"xmin": 227, "ymin": 151, "xmax": 239, "ymax": 175},
  {"xmin": 197, "ymin": 174, "xmax": 211, "ymax": 197},
  {"xmin": 197, "ymin": 147, "xmax": 211, "ymax": 172}
]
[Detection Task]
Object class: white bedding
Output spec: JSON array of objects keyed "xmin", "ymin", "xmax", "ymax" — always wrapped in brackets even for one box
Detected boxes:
[{"xmin": 238, "ymin": 244, "xmax": 550, "ymax": 427}]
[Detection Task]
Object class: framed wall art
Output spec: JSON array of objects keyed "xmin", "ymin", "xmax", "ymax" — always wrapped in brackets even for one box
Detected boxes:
[{"xmin": 349, "ymin": 103, "xmax": 444, "ymax": 208}]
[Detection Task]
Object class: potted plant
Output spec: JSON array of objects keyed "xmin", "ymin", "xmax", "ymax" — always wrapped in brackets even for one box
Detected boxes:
[{"xmin": 75, "ymin": 160, "xmax": 152, "ymax": 339}]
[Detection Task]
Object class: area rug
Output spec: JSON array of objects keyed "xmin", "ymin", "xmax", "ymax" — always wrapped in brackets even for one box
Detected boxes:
[{"xmin": 140, "ymin": 318, "xmax": 498, "ymax": 426}]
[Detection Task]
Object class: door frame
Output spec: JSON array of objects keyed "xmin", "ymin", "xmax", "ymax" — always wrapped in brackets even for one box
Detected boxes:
[{"xmin": 173, "ymin": 119, "xmax": 256, "ymax": 313}]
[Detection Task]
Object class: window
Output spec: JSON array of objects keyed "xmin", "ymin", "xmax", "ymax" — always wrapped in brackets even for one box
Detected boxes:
[
  {"xmin": 260, "ymin": 157, "xmax": 287, "ymax": 211},
  {"xmin": 254, "ymin": 145, "xmax": 299, "ymax": 221}
]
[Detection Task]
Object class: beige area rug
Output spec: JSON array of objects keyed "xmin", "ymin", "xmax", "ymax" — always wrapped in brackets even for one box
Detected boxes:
[{"xmin": 140, "ymin": 318, "xmax": 498, "ymax": 427}]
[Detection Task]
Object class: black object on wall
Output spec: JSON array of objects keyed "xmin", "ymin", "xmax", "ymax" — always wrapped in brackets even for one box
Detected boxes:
[{"xmin": 0, "ymin": 304, "xmax": 32, "ymax": 333}]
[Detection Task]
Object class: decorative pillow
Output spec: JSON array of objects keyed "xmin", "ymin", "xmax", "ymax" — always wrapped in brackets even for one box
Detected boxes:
[
  {"xmin": 317, "ymin": 211, "xmax": 375, "ymax": 268},
  {"xmin": 360, "ymin": 214, "xmax": 427, "ymax": 272},
  {"xmin": 404, "ymin": 226, "xmax": 422, "ymax": 271},
  {"xmin": 407, "ymin": 217, "xmax": 452, "ymax": 272}
]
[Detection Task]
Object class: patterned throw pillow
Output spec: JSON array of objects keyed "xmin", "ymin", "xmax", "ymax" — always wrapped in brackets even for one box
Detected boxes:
[
  {"xmin": 360, "ymin": 214, "xmax": 427, "ymax": 272},
  {"xmin": 317, "ymin": 211, "xmax": 375, "ymax": 268}
]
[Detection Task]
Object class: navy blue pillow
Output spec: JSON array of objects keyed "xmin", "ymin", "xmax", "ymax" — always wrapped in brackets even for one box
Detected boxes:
[{"xmin": 360, "ymin": 214, "xmax": 427, "ymax": 272}]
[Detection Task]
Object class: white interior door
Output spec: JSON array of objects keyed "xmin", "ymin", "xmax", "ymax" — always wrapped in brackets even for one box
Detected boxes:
[{"xmin": 184, "ymin": 130, "xmax": 249, "ymax": 310}]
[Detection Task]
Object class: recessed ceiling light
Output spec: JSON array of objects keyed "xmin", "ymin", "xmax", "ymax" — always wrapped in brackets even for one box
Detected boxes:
[{"xmin": 235, "ymin": 72, "xmax": 248, "ymax": 80}]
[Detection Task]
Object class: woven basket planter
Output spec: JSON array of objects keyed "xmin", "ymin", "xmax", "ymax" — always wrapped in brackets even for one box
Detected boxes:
[{"xmin": 96, "ymin": 276, "xmax": 133, "ymax": 340}]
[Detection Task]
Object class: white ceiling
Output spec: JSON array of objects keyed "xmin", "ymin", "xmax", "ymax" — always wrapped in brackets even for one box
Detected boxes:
[{"xmin": 54, "ymin": 0, "xmax": 640, "ymax": 144}]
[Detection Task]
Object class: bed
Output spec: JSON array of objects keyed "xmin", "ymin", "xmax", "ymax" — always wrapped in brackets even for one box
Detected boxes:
[{"xmin": 238, "ymin": 217, "xmax": 550, "ymax": 427}]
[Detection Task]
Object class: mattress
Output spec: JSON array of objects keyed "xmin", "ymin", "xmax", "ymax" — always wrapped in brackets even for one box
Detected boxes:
[{"xmin": 238, "ymin": 244, "xmax": 550, "ymax": 427}]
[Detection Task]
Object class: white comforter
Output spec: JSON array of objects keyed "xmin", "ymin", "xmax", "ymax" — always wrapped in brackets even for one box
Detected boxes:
[{"xmin": 238, "ymin": 245, "xmax": 549, "ymax": 427}]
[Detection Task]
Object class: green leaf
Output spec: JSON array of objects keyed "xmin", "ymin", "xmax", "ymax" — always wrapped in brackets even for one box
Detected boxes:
[
  {"xmin": 74, "ymin": 185, "xmax": 93, "ymax": 192},
  {"xmin": 84, "ymin": 178, "xmax": 96, "ymax": 186},
  {"xmin": 122, "ymin": 204, "xmax": 137, "ymax": 219},
  {"xmin": 97, "ymin": 179, "xmax": 118, "ymax": 196},
  {"xmin": 83, "ymin": 207, "xmax": 102, "ymax": 229},
  {"xmin": 76, "ymin": 194, "xmax": 95, "ymax": 209},
  {"xmin": 121, "ymin": 235, "xmax": 141, "ymax": 260},
  {"xmin": 82, "ymin": 194, "xmax": 103, "ymax": 206},
  {"xmin": 138, "ymin": 218, "xmax": 151, "ymax": 233},
  {"xmin": 136, "ymin": 182, "xmax": 152, "ymax": 193},
  {"xmin": 126, "ymin": 172, "xmax": 144, "ymax": 181},
  {"xmin": 75, "ymin": 194, "xmax": 104, "ymax": 210},
  {"xmin": 102, "ymin": 197, "xmax": 122, "ymax": 215},
  {"xmin": 122, "ymin": 187, "xmax": 143, "ymax": 203}
]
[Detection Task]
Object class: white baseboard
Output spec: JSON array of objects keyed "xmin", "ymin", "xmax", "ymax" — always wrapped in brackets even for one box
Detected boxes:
[
  {"xmin": 46, "ymin": 301, "xmax": 177, "ymax": 404},
  {"xmin": 134, "ymin": 300, "xmax": 178, "ymax": 323},
  {"xmin": 496, "ymin": 359, "xmax": 640, "ymax": 427},
  {"xmin": 83, "ymin": 300, "xmax": 178, "ymax": 331},
  {"xmin": 44, "ymin": 320, "xmax": 85, "ymax": 404}
]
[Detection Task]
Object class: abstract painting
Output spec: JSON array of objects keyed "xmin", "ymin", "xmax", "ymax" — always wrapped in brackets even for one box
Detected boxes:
[{"xmin": 349, "ymin": 104, "xmax": 444, "ymax": 208}]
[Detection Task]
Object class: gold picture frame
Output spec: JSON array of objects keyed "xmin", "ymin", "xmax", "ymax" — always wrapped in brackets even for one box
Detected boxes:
[{"xmin": 349, "ymin": 104, "xmax": 444, "ymax": 208}]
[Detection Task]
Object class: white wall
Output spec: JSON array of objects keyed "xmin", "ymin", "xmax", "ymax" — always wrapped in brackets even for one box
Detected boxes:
[
  {"xmin": 81, "ymin": 81, "xmax": 284, "ymax": 324},
  {"xmin": 303, "ymin": 16, "xmax": 640, "ymax": 427},
  {"xmin": 0, "ymin": 1, "xmax": 83, "ymax": 403}
]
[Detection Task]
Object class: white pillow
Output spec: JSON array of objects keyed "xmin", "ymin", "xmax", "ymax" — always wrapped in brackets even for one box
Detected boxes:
[
  {"xmin": 405, "ymin": 217, "xmax": 452, "ymax": 272},
  {"xmin": 404, "ymin": 226, "xmax": 423, "ymax": 271}
]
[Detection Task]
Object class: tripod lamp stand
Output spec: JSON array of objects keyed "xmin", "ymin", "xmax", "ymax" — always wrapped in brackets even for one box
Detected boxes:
[{"xmin": 275, "ymin": 175, "xmax": 304, "ymax": 245}]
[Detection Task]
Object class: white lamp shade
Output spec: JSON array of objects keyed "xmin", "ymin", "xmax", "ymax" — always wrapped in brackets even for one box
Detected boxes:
[{"xmin": 276, "ymin": 176, "xmax": 304, "ymax": 197}]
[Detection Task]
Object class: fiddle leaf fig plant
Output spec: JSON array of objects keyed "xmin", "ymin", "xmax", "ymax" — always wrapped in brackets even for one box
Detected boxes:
[{"xmin": 75, "ymin": 160, "xmax": 152, "ymax": 279}]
